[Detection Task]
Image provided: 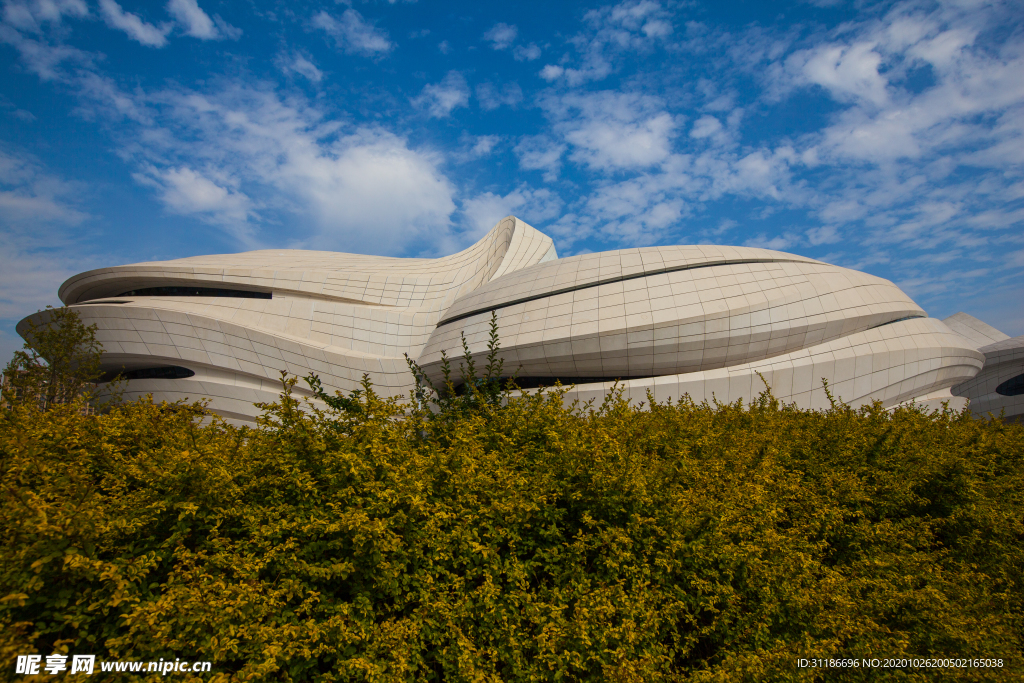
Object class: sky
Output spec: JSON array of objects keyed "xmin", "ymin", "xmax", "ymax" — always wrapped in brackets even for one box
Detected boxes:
[{"xmin": 1, "ymin": 0, "xmax": 1022, "ymax": 363}]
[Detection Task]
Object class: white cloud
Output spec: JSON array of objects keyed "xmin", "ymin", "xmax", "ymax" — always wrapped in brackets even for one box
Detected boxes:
[
  {"xmin": 541, "ymin": 0, "xmax": 673, "ymax": 85},
  {"xmin": 0, "ymin": 24, "xmax": 93, "ymax": 80},
  {"xmin": 509, "ymin": 3, "xmax": 1024, "ymax": 266},
  {"xmin": 547, "ymin": 92, "xmax": 678, "ymax": 171},
  {"xmin": 641, "ymin": 19, "xmax": 671, "ymax": 38},
  {"xmin": 0, "ymin": 244, "xmax": 86, "ymax": 309},
  {"xmin": 514, "ymin": 135, "xmax": 566, "ymax": 182},
  {"xmin": 0, "ymin": 233, "xmax": 83, "ymax": 319},
  {"xmin": 743, "ymin": 233, "xmax": 799, "ymax": 250},
  {"xmin": 166, "ymin": 0, "xmax": 212, "ymax": 38},
  {"xmin": 634, "ymin": 0, "xmax": 1024, "ymax": 305},
  {"xmin": 1007, "ymin": 248, "xmax": 1024, "ymax": 269},
  {"xmin": 0, "ymin": 147, "xmax": 87, "ymax": 226},
  {"xmin": 689, "ymin": 114, "xmax": 728, "ymax": 146},
  {"xmin": 606, "ymin": 0, "xmax": 669, "ymax": 33},
  {"xmin": 0, "ymin": 227, "xmax": 105, "ymax": 363},
  {"xmin": 0, "ymin": 149, "xmax": 95, "ymax": 338},
  {"xmin": 312, "ymin": 9, "xmax": 392, "ymax": 56},
  {"xmin": 483, "ymin": 22, "xmax": 517, "ymax": 50},
  {"xmin": 689, "ymin": 115, "xmax": 721, "ymax": 139},
  {"xmin": 567, "ymin": 111, "xmax": 676, "ymax": 170},
  {"xmin": 1, "ymin": 0, "xmax": 87, "ymax": 33},
  {"xmin": 906, "ymin": 28, "xmax": 976, "ymax": 68},
  {"xmin": 459, "ymin": 134, "xmax": 501, "ymax": 160},
  {"xmin": 76, "ymin": 70, "xmax": 151, "ymax": 123},
  {"xmin": 806, "ymin": 224, "xmax": 840, "ymax": 245},
  {"xmin": 144, "ymin": 166, "xmax": 252, "ymax": 228},
  {"xmin": 65, "ymin": 79, "xmax": 459, "ymax": 254},
  {"xmin": 292, "ymin": 130, "xmax": 457, "ymax": 252},
  {"xmin": 476, "ymin": 81, "xmax": 522, "ymax": 111},
  {"xmin": 582, "ymin": 173, "xmax": 690, "ymax": 245},
  {"xmin": 461, "ymin": 185, "xmax": 563, "ymax": 237},
  {"xmin": 513, "ymin": 43, "xmax": 541, "ymax": 61},
  {"xmin": 278, "ymin": 51, "xmax": 323, "ymax": 83},
  {"xmin": 0, "ymin": 14, "xmax": 459, "ymax": 255},
  {"xmin": 539, "ymin": 64, "xmax": 563, "ymax": 81},
  {"xmin": 165, "ymin": 0, "xmax": 237, "ymax": 40},
  {"xmin": 790, "ymin": 41, "xmax": 890, "ymax": 107},
  {"xmin": 414, "ymin": 71, "xmax": 470, "ymax": 118},
  {"xmin": 470, "ymin": 136, "xmax": 499, "ymax": 157},
  {"xmin": 98, "ymin": 0, "xmax": 169, "ymax": 48},
  {"xmin": 728, "ymin": 149, "xmax": 791, "ymax": 200}
]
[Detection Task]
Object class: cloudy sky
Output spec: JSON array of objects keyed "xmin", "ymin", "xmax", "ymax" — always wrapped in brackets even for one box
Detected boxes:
[{"xmin": 1, "ymin": 0, "xmax": 1022, "ymax": 361}]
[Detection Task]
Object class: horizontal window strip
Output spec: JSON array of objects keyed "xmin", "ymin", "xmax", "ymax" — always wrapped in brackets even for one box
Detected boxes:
[
  {"xmin": 454, "ymin": 376, "xmax": 654, "ymax": 394},
  {"xmin": 869, "ymin": 315, "xmax": 927, "ymax": 329},
  {"xmin": 99, "ymin": 366, "xmax": 196, "ymax": 383},
  {"xmin": 114, "ymin": 286, "xmax": 272, "ymax": 299}
]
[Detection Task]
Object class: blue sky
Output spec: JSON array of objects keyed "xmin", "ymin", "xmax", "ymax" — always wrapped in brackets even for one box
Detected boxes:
[{"xmin": 1, "ymin": 0, "xmax": 1022, "ymax": 362}]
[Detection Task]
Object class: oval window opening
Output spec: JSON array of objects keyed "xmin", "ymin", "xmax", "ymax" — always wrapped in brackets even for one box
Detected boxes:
[
  {"xmin": 995, "ymin": 373, "xmax": 1024, "ymax": 397},
  {"xmin": 99, "ymin": 366, "xmax": 196, "ymax": 383},
  {"xmin": 452, "ymin": 375, "xmax": 648, "ymax": 395},
  {"xmin": 115, "ymin": 286, "xmax": 271, "ymax": 299}
]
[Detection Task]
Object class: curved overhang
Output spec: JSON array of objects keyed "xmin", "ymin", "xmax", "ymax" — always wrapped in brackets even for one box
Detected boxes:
[
  {"xmin": 419, "ymin": 249, "xmax": 929, "ymax": 385},
  {"xmin": 437, "ymin": 245, "xmax": 824, "ymax": 326},
  {"xmin": 58, "ymin": 216, "xmax": 556, "ymax": 308}
]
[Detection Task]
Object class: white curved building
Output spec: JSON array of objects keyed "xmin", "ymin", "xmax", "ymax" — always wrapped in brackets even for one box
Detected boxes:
[{"xmin": 19, "ymin": 216, "xmax": 993, "ymax": 424}]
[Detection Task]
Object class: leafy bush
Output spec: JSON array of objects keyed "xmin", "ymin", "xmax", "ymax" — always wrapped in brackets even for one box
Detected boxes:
[{"xmin": 1, "ymin": 350, "xmax": 1022, "ymax": 680}]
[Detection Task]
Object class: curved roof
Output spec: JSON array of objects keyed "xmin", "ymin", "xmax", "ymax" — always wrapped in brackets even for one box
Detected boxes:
[
  {"xmin": 58, "ymin": 216, "xmax": 556, "ymax": 312},
  {"xmin": 420, "ymin": 250, "xmax": 926, "ymax": 383},
  {"xmin": 438, "ymin": 245, "xmax": 823, "ymax": 326}
]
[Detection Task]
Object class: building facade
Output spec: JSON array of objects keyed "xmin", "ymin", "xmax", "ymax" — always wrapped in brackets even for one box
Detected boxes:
[{"xmin": 18, "ymin": 217, "xmax": 1020, "ymax": 424}]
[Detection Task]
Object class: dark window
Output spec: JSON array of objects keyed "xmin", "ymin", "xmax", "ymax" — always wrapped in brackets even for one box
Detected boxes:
[
  {"xmin": 115, "ymin": 286, "xmax": 271, "ymax": 299},
  {"xmin": 99, "ymin": 366, "xmax": 196, "ymax": 383},
  {"xmin": 996, "ymin": 373, "xmax": 1024, "ymax": 397},
  {"xmin": 454, "ymin": 375, "xmax": 647, "ymax": 394},
  {"xmin": 869, "ymin": 315, "xmax": 926, "ymax": 329}
]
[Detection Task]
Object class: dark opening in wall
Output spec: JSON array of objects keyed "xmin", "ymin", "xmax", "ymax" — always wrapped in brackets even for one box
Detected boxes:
[
  {"xmin": 115, "ymin": 286, "xmax": 272, "ymax": 299},
  {"xmin": 99, "ymin": 366, "xmax": 196, "ymax": 383},
  {"xmin": 869, "ymin": 315, "xmax": 927, "ymax": 329},
  {"xmin": 453, "ymin": 375, "xmax": 649, "ymax": 394},
  {"xmin": 996, "ymin": 373, "xmax": 1024, "ymax": 397}
]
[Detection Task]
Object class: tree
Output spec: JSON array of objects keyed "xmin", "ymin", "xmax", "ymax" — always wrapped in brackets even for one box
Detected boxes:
[{"xmin": 2, "ymin": 306, "xmax": 104, "ymax": 411}]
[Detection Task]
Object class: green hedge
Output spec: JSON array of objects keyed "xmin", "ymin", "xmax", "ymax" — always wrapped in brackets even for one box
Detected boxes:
[{"xmin": 1, "ymin": 378, "xmax": 1022, "ymax": 681}]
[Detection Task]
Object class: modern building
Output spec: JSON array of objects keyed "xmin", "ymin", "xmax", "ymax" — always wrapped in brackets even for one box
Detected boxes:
[{"xmin": 18, "ymin": 217, "xmax": 1019, "ymax": 424}]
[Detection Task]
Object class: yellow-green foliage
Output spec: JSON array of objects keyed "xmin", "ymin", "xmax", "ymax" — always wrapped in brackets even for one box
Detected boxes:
[{"xmin": 1, "ymin": 379, "xmax": 1022, "ymax": 682}]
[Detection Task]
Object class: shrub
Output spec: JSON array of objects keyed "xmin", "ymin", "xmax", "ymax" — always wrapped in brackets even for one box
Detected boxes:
[{"xmin": 1, "ymin": 362, "xmax": 1022, "ymax": 681}]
